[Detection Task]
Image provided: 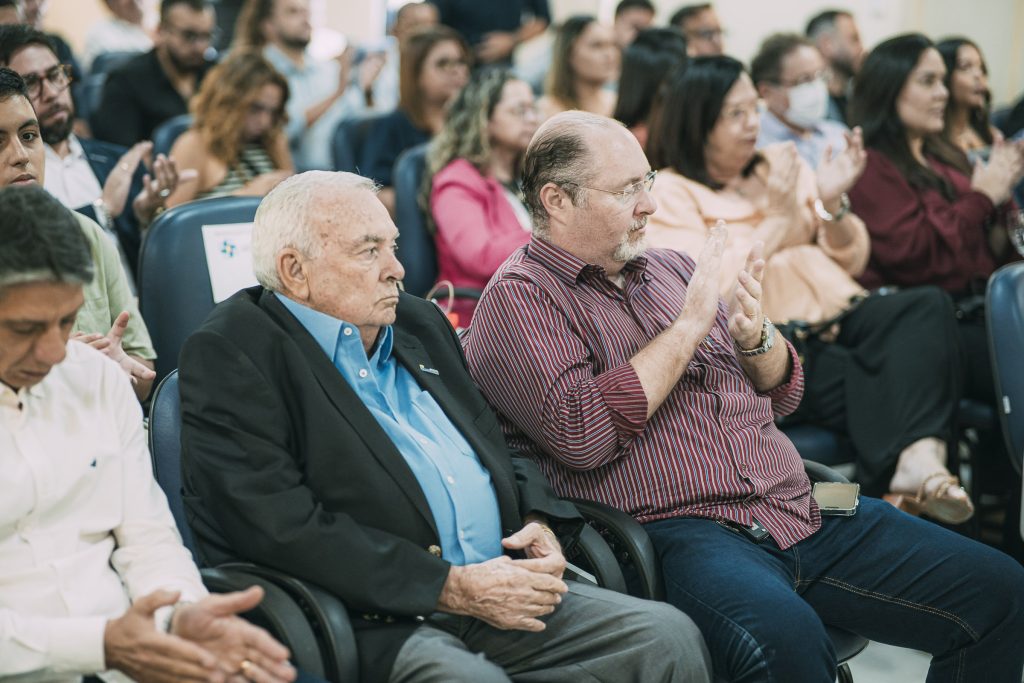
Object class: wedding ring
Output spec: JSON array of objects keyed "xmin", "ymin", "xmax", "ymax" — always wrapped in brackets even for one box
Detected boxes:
[
  {"xmin": 159, "ymin": 188, "xmax": 171, "ymax": 198},
  {"xmin": 239, "ymin": 659, "xmax": 253, "ymax": 676}
]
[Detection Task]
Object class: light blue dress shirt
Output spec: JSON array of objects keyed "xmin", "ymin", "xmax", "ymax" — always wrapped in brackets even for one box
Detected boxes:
[
  {"xmin": 276, "ymin": 295, "xmax": 503, "ymax": 565},
  {"xmin": 757, "ymin": 109, "xmax": 850, "ymax": 170}
]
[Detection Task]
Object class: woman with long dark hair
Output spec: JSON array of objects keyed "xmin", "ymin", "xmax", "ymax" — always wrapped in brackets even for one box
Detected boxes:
[
  {"xmin": 611, "ymin": 27, "xmax": 687, "ymax": 150},
  {"xmin": 847, "ymin": 33, "xmax": 1024, "ymax": 404},
  {"xmin": 645, "ymin": 56, "xmax": 971, "ymax": 521},
  {"xmin": 538, "ymin": 16, "xmax": 618, "ymax": 120},
  {"xmin": 936, "ymin": 37, "xmax": 1000, "ymax": 159}
]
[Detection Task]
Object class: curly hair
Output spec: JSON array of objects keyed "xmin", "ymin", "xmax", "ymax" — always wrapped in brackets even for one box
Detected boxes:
[
  {"xmin": 422, "ymin": 67, "xmax": 518, "ymax": 211},
  {"xmin": 189, "ymin": 50, "xmax": 290, "ymax": 169}
]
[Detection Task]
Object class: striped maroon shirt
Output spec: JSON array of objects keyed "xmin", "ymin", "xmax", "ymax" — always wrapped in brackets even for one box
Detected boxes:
[{"xmin": 464, "ymin": 237, "xmax": 821, "ymax": 549}]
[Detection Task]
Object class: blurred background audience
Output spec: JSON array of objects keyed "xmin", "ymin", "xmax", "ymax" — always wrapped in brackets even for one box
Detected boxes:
[
  {"xmin": 423, "ymin": 67, "xmax": 539, "ymax": 325},
  {"xmin": 538, "ymin": 15, "xmax": 617, "ymax": 119},
  {"xmin": 165, "ymin": 49, "xmax": 292, "ymax": 206}
]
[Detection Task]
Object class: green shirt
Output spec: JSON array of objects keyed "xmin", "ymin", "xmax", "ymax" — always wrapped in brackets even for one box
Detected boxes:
[{"xmin": 74, "ymin": 213, "xmax": 156, "ymax": 360}]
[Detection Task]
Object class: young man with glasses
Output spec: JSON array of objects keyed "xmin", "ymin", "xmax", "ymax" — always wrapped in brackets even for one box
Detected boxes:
[
  {"xmin": 669, "ymin": 3, "xmax": 724, "ymax": 57},
  {"xmin": 752, "ymin": 32, "xmax": 852, "ymax": 170},
  {"xmin": 92, "ymin": 0, "xmax": 216, "ymax": 147},
  {"xmin": 0, "ymin": 24, "xmax": 188, "ymax": 281}
]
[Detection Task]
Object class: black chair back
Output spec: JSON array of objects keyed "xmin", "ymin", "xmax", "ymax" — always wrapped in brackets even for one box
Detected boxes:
[
  {"xmin": 138, "ymin": 195, "xmax": 261, "ymax": 382},
  {"xmin": 89, "ymin": 50, "xmax": 141, "ymax": 76},
  {"xmin": 987, "ymin": 262, "xmax": 1024, "ymax": 474}
]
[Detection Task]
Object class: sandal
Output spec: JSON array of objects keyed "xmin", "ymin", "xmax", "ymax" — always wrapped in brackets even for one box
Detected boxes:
[{"xmin": 883, "ymin": 473, "xmax": 975, "ymax": 525}]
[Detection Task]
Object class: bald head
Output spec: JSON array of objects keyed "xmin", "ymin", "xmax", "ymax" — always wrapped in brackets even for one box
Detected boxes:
[{"xmin": 522, "ymin": 111, "xmax": 628, "ymax": 232}]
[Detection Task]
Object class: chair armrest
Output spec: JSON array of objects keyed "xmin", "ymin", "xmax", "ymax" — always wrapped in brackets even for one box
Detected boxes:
[
  {"xmin": 565, "ymin": 523, "xmax": 627, "ymax": 594},
  {"xmin": 566, "ymin": 498, "xmax": 663, "ymax": 601},
  {"xmin": 452, "ymin": 287, "xmax": 483, "ymax": 301},
  {"xmin": 802, "ymin": 459, "xmax": 850, "ymax": 484},
  {"xmin": 219, "ymin": 563, "xmax": 358, "ymax": 683},
  {"xmin": 200, "ymin": 567, "xmax": 326, "ymax": 678}
]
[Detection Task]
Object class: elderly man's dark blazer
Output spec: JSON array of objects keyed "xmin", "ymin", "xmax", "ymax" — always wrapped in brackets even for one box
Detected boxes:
[{"xmin": 178, "ymin": 287, "xmax": 583, "ymax": 680}]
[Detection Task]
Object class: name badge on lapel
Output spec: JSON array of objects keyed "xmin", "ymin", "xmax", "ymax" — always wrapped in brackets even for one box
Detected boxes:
[{"xmin": 419, "ymin": 364, "xmax": 440, "ymax": 375}]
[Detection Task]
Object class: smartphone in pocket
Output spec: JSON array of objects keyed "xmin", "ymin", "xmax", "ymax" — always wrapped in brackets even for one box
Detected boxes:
[{"xmin": 812, "ymin": 482, "xmax": 860, "ymax": 516}]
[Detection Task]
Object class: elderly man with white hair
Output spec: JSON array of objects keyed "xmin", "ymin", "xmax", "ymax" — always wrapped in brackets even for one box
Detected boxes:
[{"xmin": 175, "ymin": 170, "xmax": 712, "ymax": 683}]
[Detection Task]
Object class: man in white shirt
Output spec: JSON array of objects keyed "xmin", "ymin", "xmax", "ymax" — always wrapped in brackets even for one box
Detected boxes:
[
  {"xmin": 0, "ymin": 183, "xmax": 297, "ymax": 683},
  {"xmin": 83, "ymin": 0, "xmax": 153, "ymax": 72}
]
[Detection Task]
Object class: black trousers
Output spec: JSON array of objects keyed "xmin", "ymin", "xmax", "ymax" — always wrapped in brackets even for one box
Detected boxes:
[{"xmin": 789, "ymin": 287, "xmax": 962, "ymax": 495}]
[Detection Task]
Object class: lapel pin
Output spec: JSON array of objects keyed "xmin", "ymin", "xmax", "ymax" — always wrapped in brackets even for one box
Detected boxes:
[{"xmin": 419, "ymin": 364, "xmax": 440, "ymax": 375}]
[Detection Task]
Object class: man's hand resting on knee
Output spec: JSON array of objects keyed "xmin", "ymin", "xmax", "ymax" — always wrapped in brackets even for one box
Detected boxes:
[{"xmin": 437, "ymin": 523, "xmax": 569, "ymax": 632}]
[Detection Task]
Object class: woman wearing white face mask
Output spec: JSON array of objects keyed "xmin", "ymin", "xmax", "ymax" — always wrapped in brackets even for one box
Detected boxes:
[
  {"xmin": 752, "ymin": 33, "xmax": 852, "ymax": 170},
  {"xmin": 644, "ymin": 56, "xmax": 974, "ymax": 524}
]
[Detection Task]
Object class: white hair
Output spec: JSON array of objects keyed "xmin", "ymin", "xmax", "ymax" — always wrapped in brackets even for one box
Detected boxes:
[{"xmin": 251, "ymin": 171, "xmax": 379, "ymax": 292}]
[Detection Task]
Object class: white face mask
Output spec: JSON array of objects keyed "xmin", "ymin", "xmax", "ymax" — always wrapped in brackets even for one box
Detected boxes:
[{"xmin": 784, "ymin": 79, "xmax": 829, "ymax": 129}]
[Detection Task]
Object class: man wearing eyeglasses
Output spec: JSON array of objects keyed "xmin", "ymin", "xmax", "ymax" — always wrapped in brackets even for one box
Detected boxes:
[
  {"xmin": 668, "ymin": 3, "xmax": 724, "ymax": 57},
  {"xmin": 463, "ymin": 111, "xmax": 1024, "ymax": 682},
  {"xmin": 752, "ymin": 33, "xmax": 852, "ymax": 170},
  {"xmin": 0, "ymin": 24, "xmax": 189, "ymax": 281},
  {"xmin": 93, "ymin": 0, "xmax": 216, "ymax": 147}
]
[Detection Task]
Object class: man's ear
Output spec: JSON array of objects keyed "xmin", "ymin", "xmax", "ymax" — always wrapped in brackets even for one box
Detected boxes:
[
  {"xmin": 538, "ymin": 181, "xmax": 570, "ymax": 222},
  {"xmin": 277, "ymin": 248, "xmax": 311, "ymax": 301}
]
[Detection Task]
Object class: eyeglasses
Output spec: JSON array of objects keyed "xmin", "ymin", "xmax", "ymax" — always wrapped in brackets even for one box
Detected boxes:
[
  {"xmin": 500, "ymin": 103, "xmax": 540, "ymax": 119},
  {"xmin": 565, "ymin": 170, "xmax": 657, "ymax": 205},
  {"xmin": 163, "ymin": 24, "xmax": 219, "ymax": 45},
  {"xmin": 775, "ymin": 68, "xmax": 832, "ymax": 89},
  {"xmin": 248, "ymin": 102, "xmax": 282, "ymax": 118},
  {"xmin": 686, "ymin": 28, "xmax": 725, "ymax": 43},
  {"xmin": 432, "ymin": 57, "xmax": 468, "ymax": 72},
  {"xmin": 22, "ymin": 63, "xmax": 72, "ymax": 100}
]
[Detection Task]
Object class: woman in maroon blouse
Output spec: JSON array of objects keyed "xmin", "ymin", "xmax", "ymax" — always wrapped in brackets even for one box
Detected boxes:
[{"xmin": 847, "ymin": 34, "xmax": 1024, "ymax": 405}]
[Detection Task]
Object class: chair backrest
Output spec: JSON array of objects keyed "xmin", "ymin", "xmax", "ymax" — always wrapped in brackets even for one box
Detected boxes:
[
  {"xmin": 986, "ymin": 261, "xmax": 1024, "ymax": 475},
  {"xmin": 138, "ymin": 195, "xmax": 262, "ymax": 382},
  {"xmin": 152, "ymin": 114, "xmax": 193, "ymax": 157},
  {"xmin": 392, "ymin": 143, "xmax": 437, "ymax": 297},
  {"xmin": 332, "ymin": 112, "xmax": 389, "ymax": 172},
  {"xmin": 148, "ymin": 370, "xmax": 196, "ymax": 556},
  {"xmin": 89, "ymin": 50, "xmax": 140, "ymax": 76}
]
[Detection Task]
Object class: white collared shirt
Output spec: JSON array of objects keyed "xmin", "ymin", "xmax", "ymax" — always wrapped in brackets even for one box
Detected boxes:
[
  {"xmin": 44, "ymin": 136, "xmax": 104, "ymax": 212},
  {"xmin": 0, "ymin": 342, "xmax": 206, "ymax": 682}
]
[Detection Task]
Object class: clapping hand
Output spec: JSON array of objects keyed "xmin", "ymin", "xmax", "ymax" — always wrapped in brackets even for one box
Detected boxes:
[
  {"xmin": 133, "ymin": 151, "xmax": 198, "ymax": 224},
  {"xmin": 816, "ymin": 126, "xmax": 867, "ymax": 208},
  {"xmin": 728, "ymin": 241, "xmax": 767, "ymax": 351}
]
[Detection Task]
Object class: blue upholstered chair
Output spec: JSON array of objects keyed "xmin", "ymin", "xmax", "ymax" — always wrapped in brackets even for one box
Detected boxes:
[
  {"xmin": 137, "ymin": 195, "xmax": 261, "ymax": 382},
  {"xmin": 152, "ymin": 113, "xmax": 193, "ymax": 158}
]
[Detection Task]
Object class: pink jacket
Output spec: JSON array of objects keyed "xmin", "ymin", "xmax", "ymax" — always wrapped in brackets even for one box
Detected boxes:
[{"xmin": 431, "ymin": 158, "xmax": 532, "ymax": 323}]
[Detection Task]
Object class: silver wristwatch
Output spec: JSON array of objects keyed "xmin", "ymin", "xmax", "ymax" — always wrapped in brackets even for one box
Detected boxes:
[{"xmin": 735, "ymin": 317, "xmax": 775, "ymax": 357}]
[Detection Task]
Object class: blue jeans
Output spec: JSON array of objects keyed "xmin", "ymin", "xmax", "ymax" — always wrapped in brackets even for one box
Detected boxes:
[{"xmin": 644, "ymin": 497, "xmax": 1024, "ymax": 683}]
